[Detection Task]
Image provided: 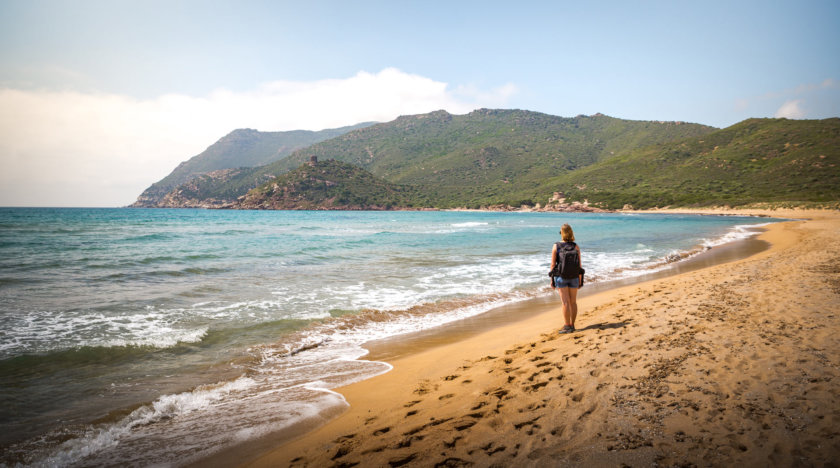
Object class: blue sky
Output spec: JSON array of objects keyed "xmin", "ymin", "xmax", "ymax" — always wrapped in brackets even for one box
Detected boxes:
[{"xmin": 1, "ymin": 0, "xmax": 838, "ymax": 206}]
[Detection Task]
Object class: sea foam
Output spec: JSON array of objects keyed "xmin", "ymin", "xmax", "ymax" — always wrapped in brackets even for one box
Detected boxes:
[{"xmin": 0, "ymin": 209, "xmax": 780, "ymax": 466}]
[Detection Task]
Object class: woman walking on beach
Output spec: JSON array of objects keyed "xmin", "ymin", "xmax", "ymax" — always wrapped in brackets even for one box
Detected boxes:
[{"xmin": 551, "ymin": 223, "xmax": 583, "ymax": 334}]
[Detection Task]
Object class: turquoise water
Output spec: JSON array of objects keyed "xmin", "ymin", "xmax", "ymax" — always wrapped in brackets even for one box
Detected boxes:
[{"xmin": 0, "ymin": 208, "xmax": 774, "ymax": 466}]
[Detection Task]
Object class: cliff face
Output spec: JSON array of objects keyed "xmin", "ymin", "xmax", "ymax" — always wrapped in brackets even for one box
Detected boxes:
[
  {"xmin": 152, "ymin": 169, "xmax": 243, "ymax": 208},
  {"xmin": 131, "ymin": 191, "xmax": 166, "ymax": 208}
]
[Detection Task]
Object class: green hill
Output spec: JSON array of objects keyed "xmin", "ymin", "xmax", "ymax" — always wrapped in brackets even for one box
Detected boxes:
[
  {"xmin": 134, "ymin": 110, "xmax": 839, "ymax": 211},
  {"xmin": 131, "ymin": 122, "xmax": 375, "ymax": 206},
  {"xmin": 542, "ymin": 117, "xmax": 840, "ymax": 209},
  {"xmin": 236, "ymin": 159, "xmax": 419, "ymax": 210},
  {"xmin": 151, "ymin": 168, "xmax": 273, "ymax": 208},
  {"xmin": 263, "ymin": 109, "xmax": 716, "ymax": 207},
  {"xmin": 166, "ymin": 109, "xmax": 713, "ymax": 208}
]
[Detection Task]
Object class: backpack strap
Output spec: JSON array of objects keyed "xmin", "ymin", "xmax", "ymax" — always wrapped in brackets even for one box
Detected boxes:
[{"xmin": 552, "ymin": 242, "xmax": 563, "ymax": 275}]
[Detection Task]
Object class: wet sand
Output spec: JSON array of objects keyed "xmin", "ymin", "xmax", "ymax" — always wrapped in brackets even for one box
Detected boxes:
[
  {"xmin": 362, "ymin": 233, "xmax": 772, "ymax": 364},
  {"xmin": 242, "ymin": 209, "xmax": 840, "ymax": 467}
]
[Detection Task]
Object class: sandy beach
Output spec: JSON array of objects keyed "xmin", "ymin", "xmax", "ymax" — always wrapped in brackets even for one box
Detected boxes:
[{"xmin": 241, "ymin": 209, "xmax": 840, "ymax": 467}]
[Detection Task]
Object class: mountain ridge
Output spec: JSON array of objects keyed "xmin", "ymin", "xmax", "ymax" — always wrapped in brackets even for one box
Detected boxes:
[
  {"xmin": 131, "ymin": 110, "xmax": 839, "ymax": 211},
  {"xmin": 131, "ymin": 122, "xmax": 376, "ymax": 207},
  {"xmin": 143, "ymin": 109, "xmax": 714, "ymax": 208}
]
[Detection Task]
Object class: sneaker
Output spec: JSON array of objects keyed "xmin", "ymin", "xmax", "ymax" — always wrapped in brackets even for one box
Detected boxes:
[{"xmin": 559, "ymin": 325, "xmax": 573, "ymax": 334}]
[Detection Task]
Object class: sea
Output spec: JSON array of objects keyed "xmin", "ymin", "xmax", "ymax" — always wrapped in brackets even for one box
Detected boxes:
[{"xmin": 0, "ymin": 208, "xmax": 777, "ymax": 466}]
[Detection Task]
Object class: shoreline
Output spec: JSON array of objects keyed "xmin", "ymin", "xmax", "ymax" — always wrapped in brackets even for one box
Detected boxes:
[
  {"xmin": 361, "ymin": 231, "xmax": 772, "ymax": 365},
  {"xmin": 198, "ymin": 209, "xmax": 840, "ymax": 467},
  {"xmin": 198, "ymin": 228, "xmax": 770, "ymax": 467},
  {"xmin": 241, "ymin": 209, "xmax": 840, "ymax": 467},
  {"xmin": 126, "ymin": 203, "xmax": 839, "ymax": 216}
]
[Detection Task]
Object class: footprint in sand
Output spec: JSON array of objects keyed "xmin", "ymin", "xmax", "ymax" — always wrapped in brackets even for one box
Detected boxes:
[
  {"xmin": 330, "ymin": 444, "xmax": 354, "ymax": 461},
  {"xmin": 471, "ymin": 401, "xmax": 489, "ymax": 410},
  {"xmin": 526, "ymin": 401, "xmax": 547, "ymax": 411},
  {"xmin": 395, "ymin": 434, "xmax": 425, "ymax": 449},
  {"xmin": 484, "ymin": 388, "xmax": 511, "ymax": 400},
  {"xmin": 480, "ymin": 442, "xmax": 507, "ymax": 456},
  {"xmin": 442, "ymin": 436, "xmax": 462, "ymax": 449},
  {"xmin": 361, "ymin": 445, "xmax": 387, "ymax": 455},
  {"xmin": 514, "ymin": 416, "xmax": 541, "ymax": 430},
  {"xmin": 434, "ymin": 457, "xmax": 471, "ymax": 467},
  {"xmin": 453, "ymin": 419, "xmax": 477, "ymax": 431},
  {"xmin": 333, "ymin": 434, "xmax": 357, "ymax": 443},
  {"xmin": 388, "ymin": 453, "xmax": 417, "ymax": 467},
  {"xmin": 526, "ymin": 381, "xmax": 549, "ymax": 392}
]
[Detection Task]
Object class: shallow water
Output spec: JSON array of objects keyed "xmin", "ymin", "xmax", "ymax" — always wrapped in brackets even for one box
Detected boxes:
[{"xmin": 0, "ymin": 208, "xmax": 776, "ymax": 466}]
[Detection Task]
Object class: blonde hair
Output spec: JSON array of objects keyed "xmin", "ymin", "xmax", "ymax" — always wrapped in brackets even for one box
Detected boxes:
[{"xmin": 560, "ymin": 223, "xmax": 575, "ymax": 242}]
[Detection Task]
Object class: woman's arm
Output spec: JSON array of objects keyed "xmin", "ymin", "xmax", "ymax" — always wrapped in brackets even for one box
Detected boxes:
[{"xmin": 550, "ymin": 244, "xmax": 558, "ymax": 271}]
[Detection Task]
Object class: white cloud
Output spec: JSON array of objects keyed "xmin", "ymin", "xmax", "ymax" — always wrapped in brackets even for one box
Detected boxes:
[
  {"xmin": 0, "ymin": 68, "xmax": 517, "ymax": 207},
  {"xmin": 735, "ymin": 78, "xmax": 839, "ymax": 124},
  {"xmin": 794, "ymin": 78, "xmax": 839, "ymax": 94},
  {"xmin": 774, "ymin": 99, "xmax": 805, "ymax": 119},
  {"xmin": 820, "ymin": 78, "xmax": 838, "ymax": 89}
]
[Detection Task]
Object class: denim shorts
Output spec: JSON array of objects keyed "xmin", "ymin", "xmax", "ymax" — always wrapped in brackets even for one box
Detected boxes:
[{"xmin": 554, "ymin": 276, "xmax": 580, "ymax": 289}]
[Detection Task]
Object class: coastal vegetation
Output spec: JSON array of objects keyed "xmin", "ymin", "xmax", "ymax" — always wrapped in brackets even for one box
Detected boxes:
[
  {"xmin": 133, "ymin": 110, "xmax": 839, "ymax": 210},
  {"xmin": 132, "ymin": 123, "xmax": 374, "ymax": 206},
  {"xmin": 263, "ymin": 109, "xmax": 715, "ymax": 208},
  {"xmin": 540, "ymin": 117, "xmax": 840, "ymax": 209},
  {"xmin": 236, "ymin": 159, "xmax": 421, "ymax": 210}
]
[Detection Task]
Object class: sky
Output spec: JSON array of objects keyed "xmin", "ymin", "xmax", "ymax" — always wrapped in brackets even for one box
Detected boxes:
[{"xmin": 1, "ymin": 0, "xmax": 838, "ymax": 207}]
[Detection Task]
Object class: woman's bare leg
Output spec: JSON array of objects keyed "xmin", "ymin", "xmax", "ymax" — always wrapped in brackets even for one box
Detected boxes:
[
  {"xmin": 568, "ymin": 287, "xmax": 579, "ymax": 327},
  {"xmin": 557, "ymin": 287, "xmax": 572, "ymax": 326}
]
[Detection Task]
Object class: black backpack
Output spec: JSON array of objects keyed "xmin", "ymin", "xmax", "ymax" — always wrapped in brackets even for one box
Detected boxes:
[{"xmin": 554, "ymin": 242, "xmax": 581, "ymax": 279}]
